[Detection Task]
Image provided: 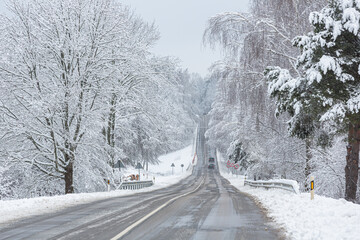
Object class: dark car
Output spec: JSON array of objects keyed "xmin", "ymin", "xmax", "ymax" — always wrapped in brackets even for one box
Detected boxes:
[
  {"xmin": 208, "ymin": 163, "xmax": 215, "ymax": 169},
  {"xmin": 208, "ymin": 157, "xmax": 215, "ymax": 163}
]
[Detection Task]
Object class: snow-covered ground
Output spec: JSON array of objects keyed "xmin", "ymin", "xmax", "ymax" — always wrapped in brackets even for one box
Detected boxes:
[
  {"xmin": 218, "ymin": 153, "xmax": 360, "ymax": 240},
  {"xmin": 0, "ymin": 145, "xmax": 194, "ymax": 225},
  {"xmin": 121, "ymin": 144, "xmax": 194, "ymax": 180}
]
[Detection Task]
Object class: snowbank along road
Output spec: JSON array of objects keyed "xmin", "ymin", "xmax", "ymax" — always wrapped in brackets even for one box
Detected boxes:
[{"xmin": 0, "ymin": 117, "xmax": 282, "ymax": 240}]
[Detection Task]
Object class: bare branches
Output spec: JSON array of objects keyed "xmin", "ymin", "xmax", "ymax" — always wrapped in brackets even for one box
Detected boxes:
[{"xmin": 0, "ymin": 0, "xmax": 195, "ymax": 196}]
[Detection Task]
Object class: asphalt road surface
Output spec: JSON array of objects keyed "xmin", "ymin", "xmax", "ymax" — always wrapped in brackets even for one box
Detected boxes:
[{"xmin": 0, "ymin": 118, "xmax": 281, "ymax": 240}]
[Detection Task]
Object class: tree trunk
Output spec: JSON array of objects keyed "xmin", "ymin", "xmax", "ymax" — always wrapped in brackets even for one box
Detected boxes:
[
  {"xmin": 65, "ymin": 161, "xmax": 74, "ymax": 194},
  {"xmin": 107, "ymin": 94, "xmax": 116, "ymax": 167},
  {"xmin": 304, "ymin": 137, "xmax": 312, "ymax": 191},
  {"xmin": 345, "ymin": 122, "xmax": 360, "ymax": 202}
]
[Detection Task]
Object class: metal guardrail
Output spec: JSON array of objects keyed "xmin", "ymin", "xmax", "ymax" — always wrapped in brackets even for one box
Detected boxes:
[
  {"xmin": 118, "ymin": 180, "xmax": 154, "ymax": 190},
  {"xmin": 244, "ymin": 180, "xmax": 299, "ymax": 194}
]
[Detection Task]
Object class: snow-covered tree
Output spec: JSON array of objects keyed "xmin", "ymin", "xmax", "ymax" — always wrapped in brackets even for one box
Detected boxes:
[
  {"xmin": 0, "ymin": 0, "xmax": 195, "ymax": 196},
  {"xmin": 266, "ymin": 0, "xmax": 360, "ymax": 202},
  {"xmin": 1, "ymin": 0, "xmax": 130, "ymax": 193},
  {"xmin": 204, "ymin": 0, "xmax": 327, "ymax": 186},
  {"xmin": 227, "ymin": 140, "xmax": 251, "ymax": 172}
]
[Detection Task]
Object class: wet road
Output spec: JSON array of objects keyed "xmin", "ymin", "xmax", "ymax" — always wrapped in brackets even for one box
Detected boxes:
[
  {"xmin": 0, "ymin": 118, "xmax": 281, "ymax": 240},
  {"xmin": 122, "ymin": 170, "xmax": 279, "ymax": 240}
]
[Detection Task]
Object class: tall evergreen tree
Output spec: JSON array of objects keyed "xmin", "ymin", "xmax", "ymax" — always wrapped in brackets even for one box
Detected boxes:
[{"xmin": 266, "ymin": 0, "xmax": 360, "ymax": 202}]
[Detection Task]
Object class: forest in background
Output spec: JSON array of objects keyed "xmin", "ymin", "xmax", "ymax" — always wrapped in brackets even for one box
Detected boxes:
[
  {"xmin": 0, "ymin": 0, "xmax": 210, "ymax": 199},
  {"xmin": 204, "ymin": 0, "xmax": 360, "ymax": 202},
  {"xmin": 1, "ymin": 0, "xmax": 359, "ymax": 204}
]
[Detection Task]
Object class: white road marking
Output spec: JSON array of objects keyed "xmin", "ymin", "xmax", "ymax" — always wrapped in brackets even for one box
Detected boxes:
[{"xmin": 110, "ymin": 177, "xmax": 205, "ymax": 240}]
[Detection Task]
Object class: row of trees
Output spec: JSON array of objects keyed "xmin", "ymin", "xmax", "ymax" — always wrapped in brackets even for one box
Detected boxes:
[
  {"xmin": 0, "ymin": 0, "xmax": 200, "ymax": 198},
  {"xmin": 204, "ymin": 0, "xmax": 360, "ymax": 202}
]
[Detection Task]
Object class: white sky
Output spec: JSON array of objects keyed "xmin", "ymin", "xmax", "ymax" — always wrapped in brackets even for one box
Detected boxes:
[
  {"xmin": 0, "ymin": 0, "xmax": 250, "ymax": 77},
  {"xmin": 122, "ymin": 0, "xmax": 250, "ymax": 77}
]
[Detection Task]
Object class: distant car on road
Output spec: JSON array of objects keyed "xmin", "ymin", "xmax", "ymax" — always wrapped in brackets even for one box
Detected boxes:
[
  {"xmin": 208, "ymin": 163, "xmax": 215, "ymax": 169},
  {"xmin": 208, "ymin": 157, "xmax": 215, "ymax": 163}
]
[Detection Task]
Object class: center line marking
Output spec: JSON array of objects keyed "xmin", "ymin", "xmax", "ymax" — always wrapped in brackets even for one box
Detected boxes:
[{"xmin": 110, "ymin": 177, "xmax": 205, "ymax": 240}]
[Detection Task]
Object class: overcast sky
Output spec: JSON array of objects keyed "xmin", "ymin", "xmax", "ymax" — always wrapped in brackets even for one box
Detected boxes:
[
  {"xmin": 0, "ymin": 0, "xmax": 250, "ymax": 77},
  {"xmin": 122, "ymin": 0, "xmax": 250, "ymax": 77}
]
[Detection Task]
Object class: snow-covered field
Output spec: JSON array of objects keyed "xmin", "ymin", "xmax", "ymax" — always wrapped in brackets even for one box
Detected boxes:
[
  {"xmin": 218, "ymin": 155, "xmax": 360, "ymax": 240},
  {"xmin": 122, "ymin": 144, "xmax": 194, "ymax": 179},
  {"xmin": 0, "ymin": 145, "xmax": 194, "ymax": 225}
]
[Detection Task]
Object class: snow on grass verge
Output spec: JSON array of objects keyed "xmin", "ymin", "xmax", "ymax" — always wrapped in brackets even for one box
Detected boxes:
[
  {"xmin": 147, "ymin": 144, "xmax": 194, "ymax": 177},
  {"xmin": 0, "ymin": 145, "xmax": 195, "ymax": 225},
  {"xmin": 217, "ymin": 153, "xmax": 360, "ymax": 240}
]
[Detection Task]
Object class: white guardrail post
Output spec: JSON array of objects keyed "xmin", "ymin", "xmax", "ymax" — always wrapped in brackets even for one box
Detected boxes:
[{"xmin": 244, "ymin": 179, "xmax": 300, "ymax": 194}]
